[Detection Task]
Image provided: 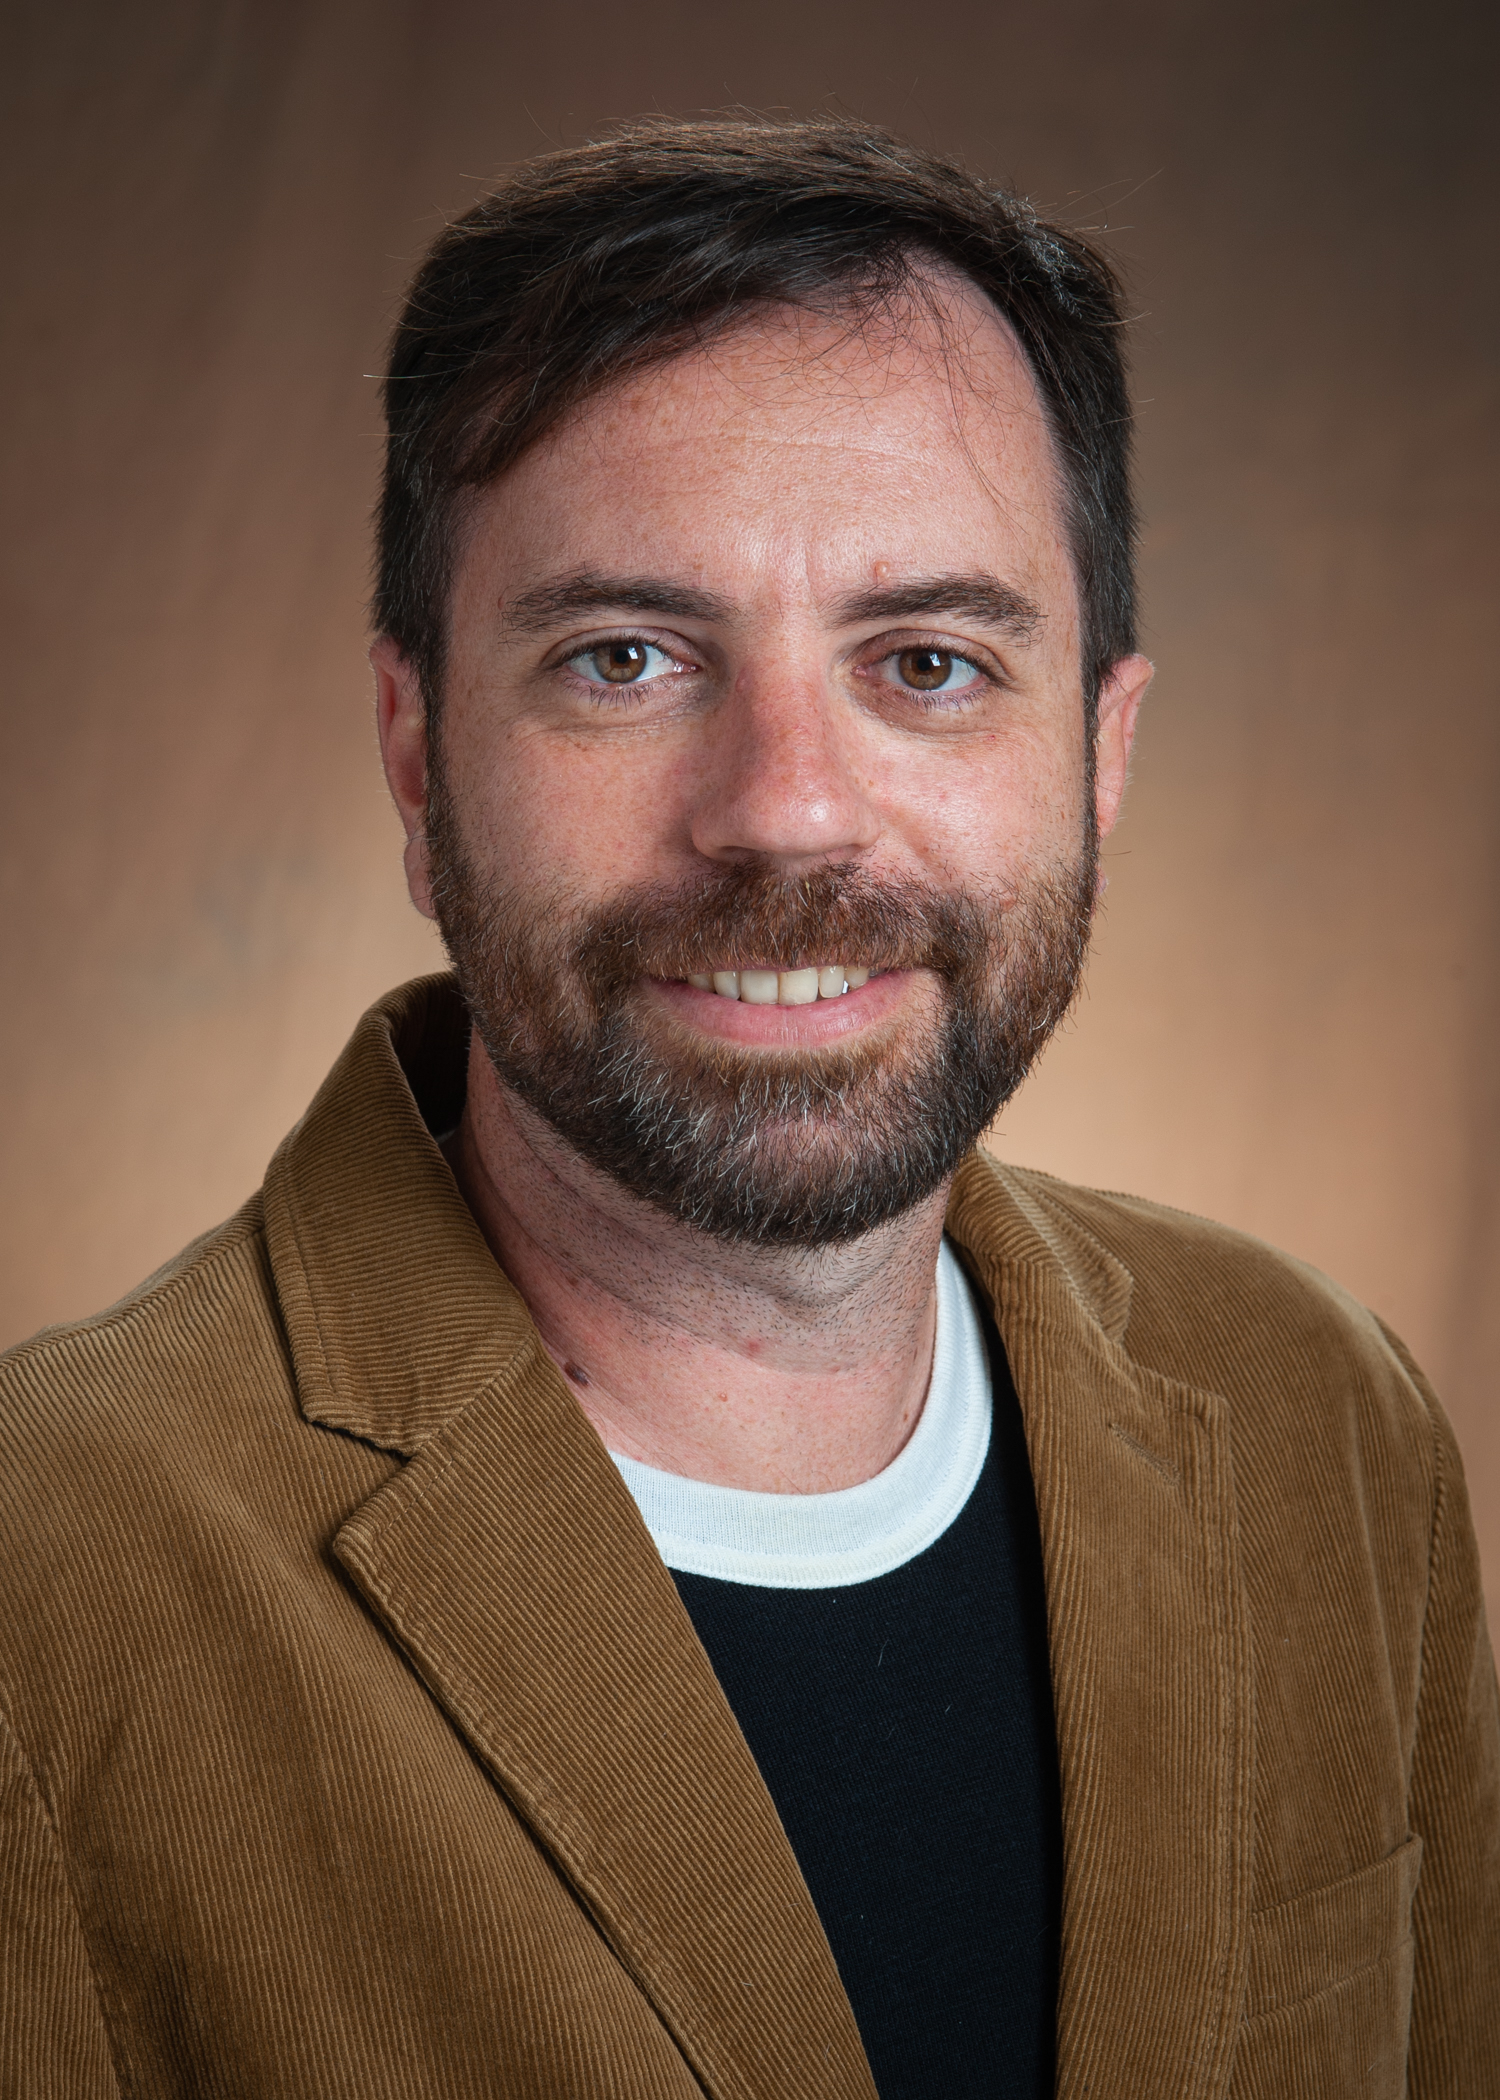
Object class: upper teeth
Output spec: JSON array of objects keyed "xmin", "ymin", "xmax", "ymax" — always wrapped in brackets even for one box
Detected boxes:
[{"xmin": 684, "ymin": 966, "xmax": 874, "ymax": 1005}]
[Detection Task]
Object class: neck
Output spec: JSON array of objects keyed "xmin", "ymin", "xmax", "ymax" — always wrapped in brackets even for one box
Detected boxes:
[{"xmin": 446, "ymin": 1033, "xmax": 948, "ymax": 1493}]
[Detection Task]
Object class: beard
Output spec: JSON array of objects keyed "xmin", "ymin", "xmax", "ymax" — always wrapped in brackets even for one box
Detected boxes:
[{"xmin": 427, "ymin": 779, "xmax": 1097, "ymax": 1250}]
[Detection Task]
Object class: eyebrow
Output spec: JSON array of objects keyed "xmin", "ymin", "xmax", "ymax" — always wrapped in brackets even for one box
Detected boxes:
[
  {"xmin": 499, "ymin": 572, "xmax": 736, "ymax": 633},
  {"xmin": 834, "ymin": 575, "xmax": 1045, "ymax": 640},
  {"xmin": 497, "ymin": 568, "xmax": 1044, "ymax": 641}
]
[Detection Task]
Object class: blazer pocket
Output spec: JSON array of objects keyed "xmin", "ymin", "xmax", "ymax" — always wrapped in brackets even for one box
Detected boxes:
[{"xmin": 1232, "ymin": 1836, "xmax": 1422, "ymax": 2100}]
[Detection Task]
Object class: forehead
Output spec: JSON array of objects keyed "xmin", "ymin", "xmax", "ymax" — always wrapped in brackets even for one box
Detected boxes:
[{"xmin": 467, "ymin": 276, "xmax": 1071, "ymax": 603}]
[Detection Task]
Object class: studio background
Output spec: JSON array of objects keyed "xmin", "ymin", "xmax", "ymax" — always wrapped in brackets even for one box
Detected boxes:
[{"xmin": 5, "ymin": 0, "xmax": 1497, "ymax": 1619}]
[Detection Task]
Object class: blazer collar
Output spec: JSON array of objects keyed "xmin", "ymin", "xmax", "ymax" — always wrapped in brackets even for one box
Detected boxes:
[
  {"xmin": 265, "ymin": 975, "xmax": 1252, "ymax": 2100},
  {"xmin": 262, "ymin": 973, "xmax": 527, "ymax": 1454}
]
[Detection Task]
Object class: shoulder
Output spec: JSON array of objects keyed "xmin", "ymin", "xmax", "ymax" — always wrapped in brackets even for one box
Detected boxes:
[
  {"xmin": 0, "ymin": 1195, "xmax": 289, "ymax": 1502},
  {"xmin": 0, "ymin": 1194, "xmax": 400, "ymax": 1784},
  {"xmin": 968, "ymin": 1156, "xmax": 1457, "ymax": 1687},
  {"xmin": 993, "ymin": 1157, "xmax": 1380, "ymax": 1343},
  {"xmin": 975, "ymin": 1153, "xmax": 1442, "ymax": 1491}
]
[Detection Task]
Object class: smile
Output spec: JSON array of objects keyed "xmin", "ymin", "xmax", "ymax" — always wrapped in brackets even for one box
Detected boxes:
[{"xmin": 683, "ymin": 966, "xmax": 878, "ymax": 1006}]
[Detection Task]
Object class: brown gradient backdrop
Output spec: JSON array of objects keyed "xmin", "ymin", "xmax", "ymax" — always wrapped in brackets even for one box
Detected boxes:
[{"xmin": 4, "ymin": 1, "xmax": 1497, "ymax": 1615}]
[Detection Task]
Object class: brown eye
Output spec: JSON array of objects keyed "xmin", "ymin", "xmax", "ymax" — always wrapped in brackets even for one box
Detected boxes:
[
  {"xmin": 594, "ymin": 641, "xmax": 649, "ymax": 683},
  {"xmin": 898, "ymin": 647, "xmax": 954, "ymax": 691}
]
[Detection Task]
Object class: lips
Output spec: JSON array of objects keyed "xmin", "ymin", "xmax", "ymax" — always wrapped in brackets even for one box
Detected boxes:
[{"xmin": 682, "ymin": 966, "xmax": 876, "ymax": 1006}]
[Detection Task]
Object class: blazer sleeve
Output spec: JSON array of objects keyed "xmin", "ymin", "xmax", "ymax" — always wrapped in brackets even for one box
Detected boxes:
[
  {"xmin": 1393, "ymin": 1343, "xmax": 1500, "ymax": 2095},
  {"xmin": 0, "ymin": 1706, "xmax": 123, "ymax": 2098}
]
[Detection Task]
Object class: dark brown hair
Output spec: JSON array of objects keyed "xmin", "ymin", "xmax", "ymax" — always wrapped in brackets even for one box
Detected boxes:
[{"xmin": 375, "ymin": 115, "xmax": 1136, "ymax": 721}]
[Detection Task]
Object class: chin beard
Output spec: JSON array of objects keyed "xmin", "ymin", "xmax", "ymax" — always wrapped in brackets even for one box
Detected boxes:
[{"xmin": 427, "ymin": 793, "xmax": 1096, "ymax": 1249}]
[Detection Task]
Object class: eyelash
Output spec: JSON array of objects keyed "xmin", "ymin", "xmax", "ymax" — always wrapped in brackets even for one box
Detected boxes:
[
  {"xmin": 563, "ymin": 634, "xmax": 693, "ymax": 694},
  {"xmin": 559, "ymin": 632, "xmax": 999, "ymax": 704},
  {"xmin": 869, "ymin": 647, "xmax": 991, "ymax": 704}
]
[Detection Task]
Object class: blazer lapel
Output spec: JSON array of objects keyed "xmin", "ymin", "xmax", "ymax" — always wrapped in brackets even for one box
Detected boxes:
[
  {"xmin": 331, "ymin": 1342, "xmax": 875, "ymax": 2100},
  {"xmin": 949, "ymin": 1157, "xmax": 1254, "ymax": 2100},
  {"xmin": 264, "ymin": 979, "xmax": 875, "ymax": 2100}
]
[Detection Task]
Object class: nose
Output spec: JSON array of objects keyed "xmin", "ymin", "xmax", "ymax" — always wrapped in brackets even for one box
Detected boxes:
[{"xmin": 689, "ymin": 667, "xmax": 882, "ymax": 871}]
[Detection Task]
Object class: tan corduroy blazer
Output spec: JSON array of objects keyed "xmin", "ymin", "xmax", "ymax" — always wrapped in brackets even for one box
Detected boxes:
[{"xmin": 1, "ymin": 976, "xmax": 1496, "ymax": 2098}]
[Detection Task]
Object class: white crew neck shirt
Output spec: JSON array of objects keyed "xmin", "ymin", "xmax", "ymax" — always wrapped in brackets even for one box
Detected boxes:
[{"xmin": 609, "ymin": 1238, "xmax": 993, "ymax": 1590}]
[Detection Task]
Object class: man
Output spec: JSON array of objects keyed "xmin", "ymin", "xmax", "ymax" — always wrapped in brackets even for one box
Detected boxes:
[{"xmin": 1, "ymin": 116, "xmax": 1495, "ymax": 2100}]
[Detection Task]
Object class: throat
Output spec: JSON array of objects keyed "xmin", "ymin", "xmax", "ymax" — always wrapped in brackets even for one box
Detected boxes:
[{"xmin": 445, "ymin": 1033, "xmax": 951, "ymax": 1493}]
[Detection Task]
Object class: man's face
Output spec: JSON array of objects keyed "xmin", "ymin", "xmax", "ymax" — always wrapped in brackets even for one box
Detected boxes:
[{"xmin": 380, "ymin": 279, "xmax": 1148, "ymax": 1245}]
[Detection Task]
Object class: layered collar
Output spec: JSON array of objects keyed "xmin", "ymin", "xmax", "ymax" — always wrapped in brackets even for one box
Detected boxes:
[{"xmin": 263, "ymin": 975, "xmax": 1253, "ymax": 2100}]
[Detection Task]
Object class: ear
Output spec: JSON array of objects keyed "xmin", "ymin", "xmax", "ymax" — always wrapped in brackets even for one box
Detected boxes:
[
  {"xmin": 371, "ymin": 635, "xmax": 437, "ymax": 921},
  {"xmin": 1092, "ymin": 653, "xmax": 1153, "ymax": 842}
]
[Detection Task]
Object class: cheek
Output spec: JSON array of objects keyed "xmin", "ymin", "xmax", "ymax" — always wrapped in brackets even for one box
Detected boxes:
[
  {"xmin": 877, "ymin": 727, "xmax": 1088, "ymax": 885},
  {"xmin": 449, "ymin": 722, "xmax": 699, "ymax": 895}
]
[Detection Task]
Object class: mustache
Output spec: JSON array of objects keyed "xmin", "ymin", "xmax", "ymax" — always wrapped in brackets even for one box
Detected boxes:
[
  {"xmin": 427, "ymin": 813, "xmax": 1100, "ymax": 1244},
  {"xmin": 567, "ymin": 862, "xmax": 999, "ymax": 999}
]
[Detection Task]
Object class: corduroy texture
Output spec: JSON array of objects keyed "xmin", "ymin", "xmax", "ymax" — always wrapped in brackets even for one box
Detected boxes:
[{"xmin": 1, "ymin": 974, "xmax": 1496, "ymax": 2097}]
